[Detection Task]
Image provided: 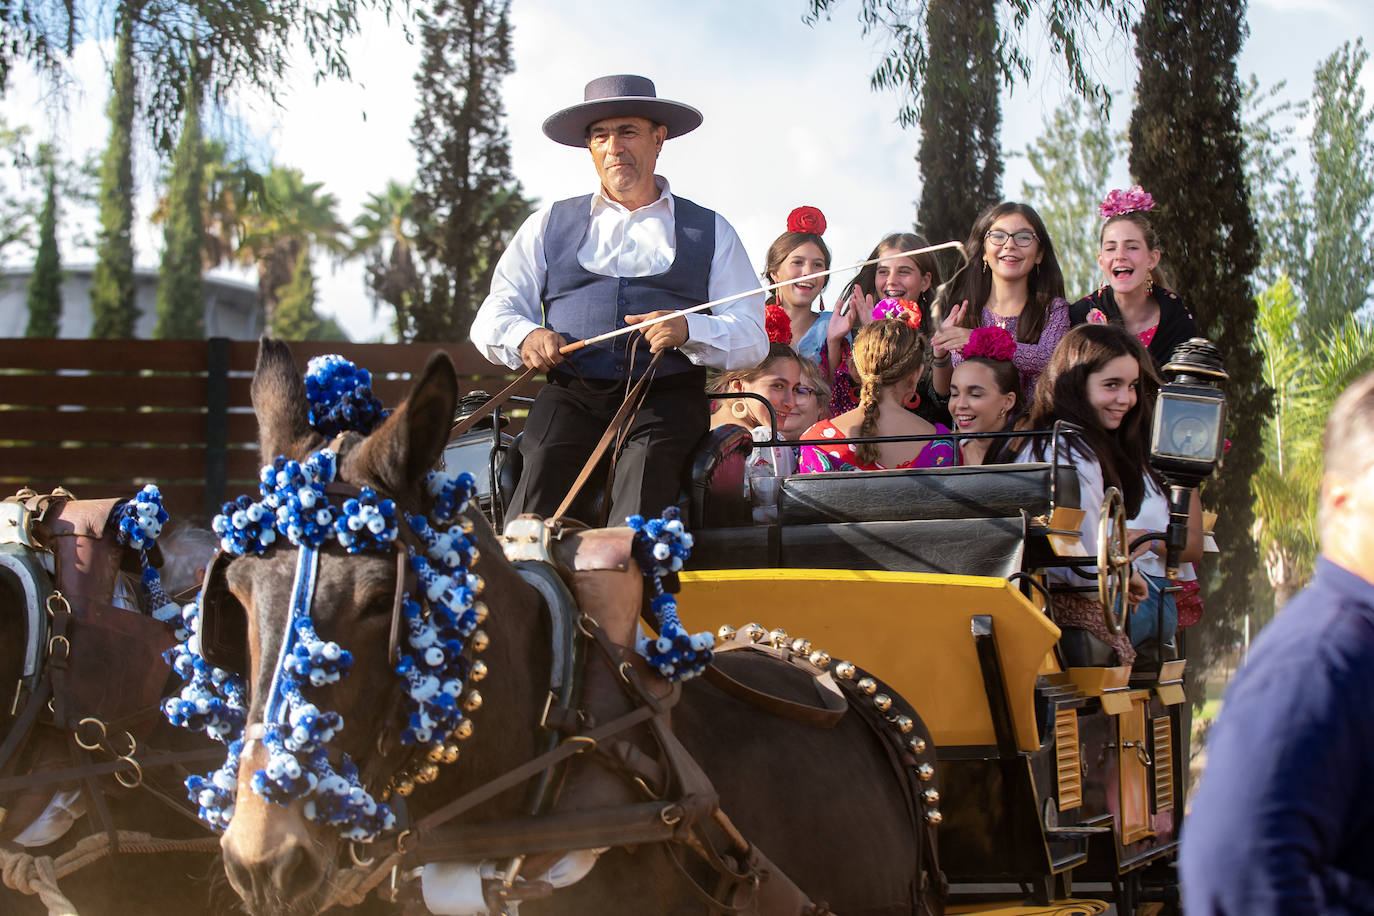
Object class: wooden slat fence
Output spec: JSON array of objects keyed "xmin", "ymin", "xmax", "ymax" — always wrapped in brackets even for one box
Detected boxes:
[{"xmin": 0, "ymin": 338, "xmax": 541, "ymax": 522}]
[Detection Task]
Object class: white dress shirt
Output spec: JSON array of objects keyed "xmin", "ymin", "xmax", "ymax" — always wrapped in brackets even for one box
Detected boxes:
[{"xmin": 470, "ymin": 176, "xmax": 767, "ymax": 372}]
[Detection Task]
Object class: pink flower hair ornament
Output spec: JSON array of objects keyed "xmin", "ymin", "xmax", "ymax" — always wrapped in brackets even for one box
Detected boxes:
[
  {"xmin": 964, "ymin": 326, "xmax": 1017, "ymax": 362},
  {"xmin": 1086, "ymin": 307, "xmax": 1108, "ymax": 325},
  {"xmin": 872, "ymin": 297, "xmax": 922, "ymax": 331},
  {"xmin": 1100, "ymin": 185, "xmax": 1155, "ymax": 220}
]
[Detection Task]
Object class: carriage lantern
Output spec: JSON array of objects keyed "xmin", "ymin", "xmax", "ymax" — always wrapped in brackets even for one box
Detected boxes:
[{"xmin": 1149, "ymin": 337, "xmax": 1227, "ymax": 578}]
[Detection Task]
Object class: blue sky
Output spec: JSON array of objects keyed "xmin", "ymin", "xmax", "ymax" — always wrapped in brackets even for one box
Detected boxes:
[{"xmin": 2, "ymin": 0, "xmax": 1370, "ymax": 340}]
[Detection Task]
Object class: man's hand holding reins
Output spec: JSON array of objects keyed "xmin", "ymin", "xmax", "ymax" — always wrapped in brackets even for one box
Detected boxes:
[
  {"xmin": 520, "ymin": 327, "xmax": 568, "ymax": 372},
  {"xmin": 625, "ymin": 311, "xmax": 689, "ymax": 353}
]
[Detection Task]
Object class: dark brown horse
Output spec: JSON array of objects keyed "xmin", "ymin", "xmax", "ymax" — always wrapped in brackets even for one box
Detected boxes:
[{"xmin": 216, "ymin": 340, "xmax": 934, "ymax": 916}]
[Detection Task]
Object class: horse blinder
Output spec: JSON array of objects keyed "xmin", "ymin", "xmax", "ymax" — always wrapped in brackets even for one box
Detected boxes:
[{"xmin": 200, "ymin": 551, "xmax": 249, "ymax": 674}]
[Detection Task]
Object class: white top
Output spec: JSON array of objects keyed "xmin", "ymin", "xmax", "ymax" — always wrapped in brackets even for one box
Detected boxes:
[
  {"xmin": 469, "ymin": 176, "xmax": 768, "ymax": 372},
  {"xmin": 1019, "ymin": 433, "xmax": 1102, "ymax": 588}
]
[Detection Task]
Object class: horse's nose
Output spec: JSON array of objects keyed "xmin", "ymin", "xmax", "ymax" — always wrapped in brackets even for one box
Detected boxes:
[{"xmin": 224, "ymin": 832, "xmax": 323, "ymax": 913}]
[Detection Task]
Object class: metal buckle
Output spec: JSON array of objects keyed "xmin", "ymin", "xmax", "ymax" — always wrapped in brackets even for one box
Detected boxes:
[
  {"xmin": 498, "ymin": 516, "xmax": 553, "ymax": 564},
  {"xmin": 0, "ymin": 501, "xmax": 40, "ymax": 549}
]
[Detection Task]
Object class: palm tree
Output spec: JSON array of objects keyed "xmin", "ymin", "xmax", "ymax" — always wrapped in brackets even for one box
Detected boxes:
[
  {"xmin": 1252, "ymin": 273, "xmax": 1374, "ymax": 615},
  {"xmin": 353, "ymin": 180, "xmax": 422, "ymax": 339},
  {"xmin": 236, "ymin": 166, "xmax": 349, "ymax": 327}
]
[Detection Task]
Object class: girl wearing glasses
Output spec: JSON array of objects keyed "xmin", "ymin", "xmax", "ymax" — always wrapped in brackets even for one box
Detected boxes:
[{"xmin": 931, "ymin": 202, "xmax": 1071, "ymax": 400}]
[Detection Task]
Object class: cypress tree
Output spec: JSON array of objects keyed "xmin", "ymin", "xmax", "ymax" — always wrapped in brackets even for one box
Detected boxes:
[
  {"xmin": 410, "ymin": 0, "xmax": 532, "ymax": 342},
  {"xmin": 915, "ymin": 0, "xmax": 1002, "ymax": 250},
  {"xmin": 90, "ymin": 11, "xmax": 139, "ymax": 339},
  {"xmin": 271, "ymin": 248, "xmax": 323, "ymax": 340},
  {"xmin": 154, "ymin": 68, "xmax": 205, "ymax": 339},
  {"xmin": 25, "ymin": 146, "xmax": 62, "ymax": 338},
  {"xmin": 1128, "ymin": 0, "xmax": 1268, "ymax": 686}
]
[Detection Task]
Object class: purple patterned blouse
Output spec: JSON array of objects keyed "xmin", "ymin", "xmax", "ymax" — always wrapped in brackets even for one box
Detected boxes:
[{"xmin": 950, "ymin": 297, "xmax": 1071, "ymax": 399}]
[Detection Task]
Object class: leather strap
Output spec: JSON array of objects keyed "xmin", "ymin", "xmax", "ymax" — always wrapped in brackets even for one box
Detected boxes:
[
  {"xmin": 0, "ymin": 747, "xmax": 224, "ymax": 794},
  {"xmin": 448, "ymin": 366, "xmax": 539, "ymax": 440},
  {"xmin": 703, "ymin": 655, "xmax": 847, "ymax": 729},
  {"xmin": 551, "ymin": 352, "xmax": 663, "ymax": 524}
]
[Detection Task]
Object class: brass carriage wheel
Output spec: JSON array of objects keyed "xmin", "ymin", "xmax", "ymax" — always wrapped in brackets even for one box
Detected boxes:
[{"xmin": 1097, "ymin": 486, "xmax": 1131, "ymax": 636}]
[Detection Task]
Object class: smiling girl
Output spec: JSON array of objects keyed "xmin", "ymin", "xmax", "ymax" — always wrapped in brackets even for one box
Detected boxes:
[
  {"xmin": 1070, "ymin": 186, "xmax": 1199, "ymax": 372},
  {"xmin": 1020, "ymin": 323, "xmax": 1159, "ymax": 665},
  {"xmin": 762, "ymin": 206, "xmax": 833, "ymax": 364},
  {"xmin": 931, "ymin": 203, "xmax": 1071, "ymax": 400}
]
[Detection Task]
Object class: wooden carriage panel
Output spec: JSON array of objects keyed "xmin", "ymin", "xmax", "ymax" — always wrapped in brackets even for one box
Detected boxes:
[{"xmin": 1, "ymin": 338, "xmax": 537, "ymax": 522}]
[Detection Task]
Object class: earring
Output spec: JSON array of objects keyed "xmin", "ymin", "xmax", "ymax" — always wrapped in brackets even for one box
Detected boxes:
[
  {"xmin": 982, "ymin": 259, "xmax": 989, "ymax": 275},
  {"xmin": 997, "ymin": 408, "xmax": 1007, "ymax": 420},
  {"xmin": 730, "ymin": 400, "xmax": 750, "ymax": 419},
  {"xmin": 904, "ymin": 390, "xmax": 921, "ymax": 410},
  {"xmin": 1147, "ymin": 275, "xmax": 1155, "ymax": 296}
]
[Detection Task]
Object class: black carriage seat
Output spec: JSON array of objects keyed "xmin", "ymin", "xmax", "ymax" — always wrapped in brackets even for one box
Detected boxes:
[{"xmin": 688, "ymin": 461, "xmax": 1081, "ymax": 578}]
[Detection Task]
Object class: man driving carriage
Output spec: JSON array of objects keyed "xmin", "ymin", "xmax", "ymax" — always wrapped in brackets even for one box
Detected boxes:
[{"xmin": 470, "ymin": 74, "xmax": 767, "ymax": 525}]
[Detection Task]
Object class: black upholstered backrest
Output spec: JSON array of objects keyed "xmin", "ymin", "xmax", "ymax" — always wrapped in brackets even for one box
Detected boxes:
[
  {"xmin": 686, "ymin": 424, "xmax": 755, "ymax": 529},
  {"xmin": 778, "ymin": 462, "xmax": 1075, "ymax": 527}
]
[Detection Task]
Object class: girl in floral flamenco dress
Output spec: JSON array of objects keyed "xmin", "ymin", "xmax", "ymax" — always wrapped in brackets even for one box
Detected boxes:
[{"xmin": 799, "ymin": 301, "xmax": 956, "ymax": 472}]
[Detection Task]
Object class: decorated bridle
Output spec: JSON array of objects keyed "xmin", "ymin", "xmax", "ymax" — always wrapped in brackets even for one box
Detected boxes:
[
  {"xmin": 161, "ymin": 354, "xmax": 715, "ymax": 849},
  {"xmin": 163, "ymin": 356, "xmax": 488, "ymax": 843}
]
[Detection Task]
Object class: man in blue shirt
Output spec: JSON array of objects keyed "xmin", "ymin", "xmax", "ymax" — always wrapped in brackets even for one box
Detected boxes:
[{"xmin": 1181, "ymin": 370, "xmax": 1374, "ymax": 914}]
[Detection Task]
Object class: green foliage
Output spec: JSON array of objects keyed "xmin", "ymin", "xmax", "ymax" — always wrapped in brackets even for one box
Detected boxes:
[
  {"xmin": 90, "ymin": 15, "xmax": 139, "ymax": 339},
  {"xmin": 1128, "ymin": 0, "xmax": 1267, "ymax": 693},
  {"xmin": 803, "ymin": 0, "xmax": 1132, "ymax": 126},
  {"xmin": 271, "ymin": 248, "xmax": 323, "ymax": 339},
  {"xmin": 915, "ymin": 0, "xmax": 1002, "ymax": 248},
  {"xmin": 0, "ymin": 116, "xmax": 36, "ymax": 259},
  {"xmin": 237, "ymin": 165, "xmax": 348, "ymax": 328},
  {"xmin": 1019, "ymin": 96, "xmax": 1122, "ymax": 298},
  {"xmin": 1240, "ymin": 77, "xmax": 1304, "ymax": 291},
  {"xmin": 1299, "ymin": 41, "xmax": 1374, "ymax": 348},
  {"xmin": 1, "ymin": 0, "xmax": 398, "ymax": 149},
  {"xmin": 154, "ymin": 72, "xmax": 206, "ymax": 339},
  {"xmin": 354, "ymin": 180, "xmax": 422, "ymax": 340},
  {"xmin": 25, "ymin": 146, "xmax": 61, "ymax": 337},
  {"xmin": 1252, "ymin": 275, "xmax": 1374, "ymax": 615},
  {"xmin": 410, "ymin": 0, "xmax": 533, "ymax": 342}
]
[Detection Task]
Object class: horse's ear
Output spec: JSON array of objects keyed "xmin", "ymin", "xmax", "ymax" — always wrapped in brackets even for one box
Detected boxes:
[
  {"xmin": 251, "ymin": 337, "xmax": 317, "ymax": 463},
  {"xmin": 349, "ymin": 352, "xmax": 459, "ymax": 496}
]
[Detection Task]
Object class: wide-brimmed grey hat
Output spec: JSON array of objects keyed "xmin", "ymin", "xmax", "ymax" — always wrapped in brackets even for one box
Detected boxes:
[{"xmin": 542, "ymin": 75, "xmax": 703, "ymax": 148}]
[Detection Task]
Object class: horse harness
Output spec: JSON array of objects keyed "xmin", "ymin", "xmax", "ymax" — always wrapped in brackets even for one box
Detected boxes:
[{"xmin": 0, "ymin": 488, "xmax": 223, "ymax": 853}]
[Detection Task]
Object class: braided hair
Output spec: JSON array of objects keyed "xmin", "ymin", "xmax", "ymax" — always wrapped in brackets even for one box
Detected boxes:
[{"xmin": 850, "ymin": 317, "xmax": 928, "ymax": 467}]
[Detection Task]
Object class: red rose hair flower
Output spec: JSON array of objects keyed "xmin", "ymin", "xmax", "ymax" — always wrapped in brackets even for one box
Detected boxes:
[
  {"xmin": 786, "ymin": 206, "xmax": 827, "ymax": 236},
  {"xmin": 964, "ymin": 326, "xmax": 1017, "ymax": 361},
  {"xmin": 764, "ymin": 303, "xmax": 793, "ymax": 345}
]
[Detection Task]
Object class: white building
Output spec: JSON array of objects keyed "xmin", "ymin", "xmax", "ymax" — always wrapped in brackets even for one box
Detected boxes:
[{"xmin": 0, "ymin": 265, "xmax": 262, "ymax": 339}]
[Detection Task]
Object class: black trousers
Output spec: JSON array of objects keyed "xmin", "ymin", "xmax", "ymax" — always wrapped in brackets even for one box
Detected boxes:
[{"xmin": 509, "ymin": 370, "xmax": 709, "ymax": 526}]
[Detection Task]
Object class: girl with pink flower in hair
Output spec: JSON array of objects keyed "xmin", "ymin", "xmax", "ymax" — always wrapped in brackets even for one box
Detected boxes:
[
  {"xmin": 949, "ymin": 326, "xmax": 1025, "ymax": 465},
  {"xmin": 1070, "ymin": 186, "xmax": 1199, "ymax": 372}
]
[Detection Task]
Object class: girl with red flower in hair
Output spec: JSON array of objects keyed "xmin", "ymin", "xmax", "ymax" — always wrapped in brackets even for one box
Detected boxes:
[
  {"xmin": 798, "ymin": 305, "xmax": 956, "ymax": 472},
  {"xmin": 949, "ymin": 326, "xmax": 1025, "ymax": 465},
  {"xmin": 761, "ymin": 206, "xmax": 833, "ymax": 364}
]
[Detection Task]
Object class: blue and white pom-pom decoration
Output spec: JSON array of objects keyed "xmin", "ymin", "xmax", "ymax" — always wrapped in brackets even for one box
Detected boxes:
[
  {"xmin": 168, "ymin": 441, "xmax": 482, "ymax": 842},
  {"xmin": 627, "ymin": 507, "xmax": 713, "ymax": 681},
  {"xmin": 115, "ymin": 484, "xmax": 180, "ymax": 621},
  {"xmin": 304, "ymin": 354, "xmax": 388, "ymax": 438}
]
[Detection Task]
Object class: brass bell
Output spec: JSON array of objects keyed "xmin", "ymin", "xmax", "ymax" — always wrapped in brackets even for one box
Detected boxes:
[
  {"xmin": 469, "ymin": 574, "xmax": 486, "ymax": 596},
  {"xmin": 895, "ymin": 715, "xmax": 913, "ymax": 734},
  {"xmin": 415, "ymin": 763, "xmax": 440, "ymax": 784},
  {"xmin": 743, "ymin": 622, "xmax": 767, "ymax": 643},
  {"xmin": 717, "ymin": 624, "xmax": 737, "ymax": 641},
  {"xmin": 790, "ymin": 637, "xmax": 812, "ymax": 657},
  {"xmin": 441, "ymin": 743, "xmax": 461, "ymax": 764},
  {"xmin": 917, "ymin": 763, "xmax": 935, "ymax": 782},
  {"xmin": 467, "ymin": 546, "xmax": 481, "ymax": 565},
  {"xmin": 462, "ymin": 690, "xmax": 483, "ymax": 712},
  {"xmin": 923, "ymin": 788, "xmax": 940, "ymax": 804},
  {"xmin": 768, "ymin": 628, "xmax": 789, "ymax": 648},
  {"xmin": 873, "ymin": 694, "xmax": 892, "ymax": 713},
  {"xmin": 856, "ymin": 677, "xmax": 878, "ymax": 696},
  {"xmin": 426, "ymin": 744, "xmax": 446, "ymax": 763},
  {"xmin": 393, "ymin": 777, "xmax": 415, "ymax": 797},
  {"xmin": 925, "ymin": 808, "xmax": 943, "ymax": 825},
  {"xmin": 471, "ymin": 630, "xmax": 490, "ymax": 652},
  {"xmin": 454, "ymin": 718, "xmax": 474, "ymax": 740},
  {"xmin": 908, "ymin": 736, "xmax": 927, "ymax": 754},
  {"xmin": 469, "ymin": 660, "xmax": 488, "ymax": 682},
  {"xmin": 808, "ymin": 650, "xmax": 832, "ymax": 670},
  {"xmin": 834, "ymin": 661, "xmax": 857, "ymax": 680},
  {"xmin": 473, "ymin": 601, "xmax": 489, "ymax": 624},
  {"xmin": 460, "ymin": 517, "xmax": 476, "ymax": 534}
]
